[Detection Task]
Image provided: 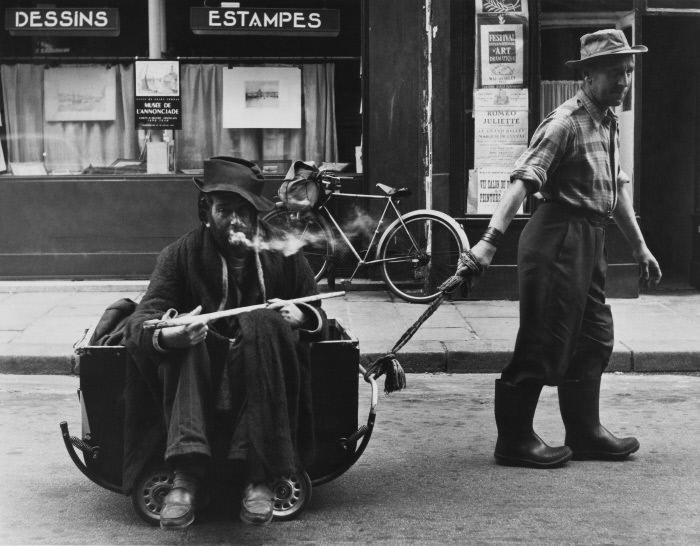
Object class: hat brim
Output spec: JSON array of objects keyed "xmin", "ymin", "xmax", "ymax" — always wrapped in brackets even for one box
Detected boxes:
[
  {"xmin": 193, "ymin": 178, "xmax": 275, "ymax": 212},
  {"xmin": 565, "ymin": 45, "xmax": 648, "ymax": 67}
]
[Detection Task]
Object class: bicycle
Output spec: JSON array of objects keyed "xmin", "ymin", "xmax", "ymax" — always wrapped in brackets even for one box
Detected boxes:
[{"xmin": 263, "ymin": 171, "xmax": 470, "ymax": 303}]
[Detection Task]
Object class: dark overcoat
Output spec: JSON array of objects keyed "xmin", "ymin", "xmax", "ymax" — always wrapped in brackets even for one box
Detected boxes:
[{"xmin": 121, "ymin": 224, "xmax": 325, "ymax": 493}]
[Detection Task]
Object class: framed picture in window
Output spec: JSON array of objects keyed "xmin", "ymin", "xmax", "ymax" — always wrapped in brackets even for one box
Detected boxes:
[
  {"xmin": 44, "ymin": 66, "xmax": 116, "ymax": 121},
  {"xmin": 223, "ymin": 67, "xmax": 301, "ymax": 129}
]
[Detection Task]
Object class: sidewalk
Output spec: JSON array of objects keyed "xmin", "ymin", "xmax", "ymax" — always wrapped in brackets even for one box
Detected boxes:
[{"xmin": 0, "ymin": 280, "xmax": 699, "ymax": 375}]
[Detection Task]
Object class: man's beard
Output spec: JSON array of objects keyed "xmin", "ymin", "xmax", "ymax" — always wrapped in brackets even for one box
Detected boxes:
[{"xmin": 211, "ymin": 223, "xmax": 256, "ymax": 256}]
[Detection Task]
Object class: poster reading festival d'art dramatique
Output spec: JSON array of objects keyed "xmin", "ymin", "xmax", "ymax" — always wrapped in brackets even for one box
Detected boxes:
[{"xmin": 477, "ymin": 14, "xmax": 527, "ymax": 88}]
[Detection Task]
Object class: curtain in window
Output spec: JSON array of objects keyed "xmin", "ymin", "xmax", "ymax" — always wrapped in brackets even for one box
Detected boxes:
[
  {"xmin": 1, "ymin": 64, "xmax": 44, "ymax": 164},
  {"xmin": 0, "ymin": 63, "xmax": 138, "ymax": 173},
  {"xmin": 540, "ymin": 80, "xmax": 581, "ymax": 120},
  {"xmin": 176, "ymin": 63, "xmax": 337, "ymax": 170}
]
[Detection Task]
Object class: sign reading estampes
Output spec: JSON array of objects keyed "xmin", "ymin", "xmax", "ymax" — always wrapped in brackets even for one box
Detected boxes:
[
  {"xmin": 190, "ymin": 7, "xmax": 340, "ymax": 37},
  {"xmin": 5, "ymin": 8, "xmax": 119, "ymax": 36}
]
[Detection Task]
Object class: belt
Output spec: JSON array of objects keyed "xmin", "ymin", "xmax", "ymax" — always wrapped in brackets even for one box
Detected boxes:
[{"xmin": 539, "ymin": 199, "xmax": 609, "ymax": 227}]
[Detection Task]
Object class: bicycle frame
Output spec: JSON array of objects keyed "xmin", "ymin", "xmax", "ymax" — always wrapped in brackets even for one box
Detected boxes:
[{"xmin": 317, "ymin": 191, "xmax": 424, "ymax": 282}]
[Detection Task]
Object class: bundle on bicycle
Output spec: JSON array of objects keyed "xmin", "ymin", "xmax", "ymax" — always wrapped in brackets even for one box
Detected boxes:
[
  {"xmin": 61, "ymin": 305, "xmax": 383, "ymax": 526},
  {"xmin": 266, "ymin": 161, "xmax": 470, "ymax": 303}
]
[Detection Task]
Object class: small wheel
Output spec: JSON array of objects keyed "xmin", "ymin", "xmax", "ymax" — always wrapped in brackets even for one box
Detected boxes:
[
  {"xmin": 263, "ymin": 208, "xmax": 335, "ymax": 281},
  {"xmin": 131, "ymin": 465, "xmax": 174, "ymax": 526},
  {"xmin": 379, "ymin": 214, "xmax": 465, "ymax": 303},
  {"xmin": 271, "ymin": 471, "xmax": 312, "ymax": 521}
]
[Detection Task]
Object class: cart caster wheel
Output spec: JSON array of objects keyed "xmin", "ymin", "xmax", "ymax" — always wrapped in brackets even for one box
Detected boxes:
[
  {"xmin": 271, "ymin": 471, "xmax": 311, "ymax": 521},
  {"xmin": 131, "ymin": 465, "xmax": 174, "ymax": 526}
]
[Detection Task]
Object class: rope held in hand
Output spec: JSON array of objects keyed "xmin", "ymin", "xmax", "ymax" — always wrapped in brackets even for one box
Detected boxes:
[{"xmin": 364, "ymin": 273, "xmax": 466, "ymax": 393}]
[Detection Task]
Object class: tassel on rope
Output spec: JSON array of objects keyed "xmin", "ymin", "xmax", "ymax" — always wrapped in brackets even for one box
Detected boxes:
[{"xmin": 364, "ymin": 353, "xmax": 406, "ymax": 394}]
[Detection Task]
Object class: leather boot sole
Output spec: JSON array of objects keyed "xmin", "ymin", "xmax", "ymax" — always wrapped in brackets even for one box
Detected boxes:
[
  {"xmin": 494, "ymin": 449, "xmax": 573, "ymax": 468},
  {"xmin": 571, "ymin": 439, "xmax": 640, "ymax": 461}
]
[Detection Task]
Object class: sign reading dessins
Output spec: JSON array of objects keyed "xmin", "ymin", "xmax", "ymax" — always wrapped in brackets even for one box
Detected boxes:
[
  {"xmin": 5, "ymin": 8, "xmax": 119, "ymax": 36},
  {"xmin": 190, "ymin": 7, "xmax": 340, "ymax": 37}
]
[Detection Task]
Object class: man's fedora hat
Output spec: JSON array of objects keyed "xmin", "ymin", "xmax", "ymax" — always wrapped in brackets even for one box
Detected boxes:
[
  {"xmin": 194, "ymin": 156, "xmax": 274, "ymax": 212},
  {"xmin": 565, "ymin": 29, "xmax": 647, "ymax": 67}
]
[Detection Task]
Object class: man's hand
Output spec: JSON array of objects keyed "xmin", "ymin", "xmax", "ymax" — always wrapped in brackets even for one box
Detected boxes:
[
  {"xmin": 456, "ymin": 240, "xmax": 496, "ymax": 278},
  {"xmin": 267, "ymin": 299, "xmax": 306, "ymax": 329},
  {"xmin": 633, "ymin": 245, "xmax": 662, "ymax": 288},
  {"xmin": 158, "ymin": 306, "xmax": 209, "ymax": 349}
]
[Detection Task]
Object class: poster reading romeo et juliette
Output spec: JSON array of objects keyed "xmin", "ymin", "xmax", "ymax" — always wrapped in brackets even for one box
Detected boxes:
[{"xmin": 477, "ymin": 14, "xmax": 528, "ymax": 88}]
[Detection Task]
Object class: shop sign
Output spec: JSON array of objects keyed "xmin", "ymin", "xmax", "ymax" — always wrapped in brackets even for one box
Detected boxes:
[
  {"xmin": 190, "ymin": 7, "xmax": 340, "ymax": 37},
  {"xmin": 5, "ymin": 8, "xmax": 119, "ymax": 37},
  {"xmin": 134, "ymin": 60, "xmax": 181, "ymax": 130}
]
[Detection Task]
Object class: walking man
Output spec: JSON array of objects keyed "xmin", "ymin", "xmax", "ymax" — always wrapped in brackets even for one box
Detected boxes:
[{"xmin": 460, "ymin": 29, "xmax": 662, "ymax": 468}]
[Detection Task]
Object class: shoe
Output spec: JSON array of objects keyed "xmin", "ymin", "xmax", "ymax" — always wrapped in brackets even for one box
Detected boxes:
[
  {"xmin": 240, "ymin": 483, "xmax": 274, "ymax": 526},
  {"xmin": 559, "ymin": 378, "xmax": 640, "ymax": 460},
  {"xmin": 494, "ymin": 379, "xmax": 573, "ymax": 468},
  {"xmin": 160, "ymin": 487, "xmax": 196, "ymax": 530}
]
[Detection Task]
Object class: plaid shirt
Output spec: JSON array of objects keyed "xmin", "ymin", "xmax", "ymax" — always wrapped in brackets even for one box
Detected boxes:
[{"xmin": 511, "ymin": 88, "xmax": 629, "ymax": 216}]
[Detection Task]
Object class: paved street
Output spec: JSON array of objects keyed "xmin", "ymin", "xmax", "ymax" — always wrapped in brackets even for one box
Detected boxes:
[{"xmin": 1, "ymin": 373, "xmax": 699, "ymax": 545}]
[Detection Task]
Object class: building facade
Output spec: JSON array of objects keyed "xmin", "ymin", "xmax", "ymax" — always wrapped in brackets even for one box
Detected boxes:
[{"xmin": 1, "ymin": 0, "xmax": 699, "ymax": 299}]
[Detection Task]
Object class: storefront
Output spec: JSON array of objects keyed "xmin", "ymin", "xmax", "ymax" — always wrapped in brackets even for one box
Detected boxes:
[{"xmin": 1, "ymin": 1, "xmax": 699, "ymax": 299}]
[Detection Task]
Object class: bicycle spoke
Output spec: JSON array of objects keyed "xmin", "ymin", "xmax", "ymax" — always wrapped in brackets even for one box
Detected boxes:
[{"xmin": 379, "ymin": 215, "xmax": 463, "ymax": 303}]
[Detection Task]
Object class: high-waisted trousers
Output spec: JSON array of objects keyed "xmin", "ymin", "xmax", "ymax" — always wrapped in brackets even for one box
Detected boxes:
[{"xmin": 500, "ymin": 201, "xmax": 614, "ymax": 386}]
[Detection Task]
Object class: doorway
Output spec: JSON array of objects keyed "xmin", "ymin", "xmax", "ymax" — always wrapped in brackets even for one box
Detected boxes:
[{"xmin": 640, "ymin": 15, "xmax": 700, "ymax": 289}]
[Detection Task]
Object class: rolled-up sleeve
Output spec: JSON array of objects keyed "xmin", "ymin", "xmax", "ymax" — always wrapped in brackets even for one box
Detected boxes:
[{"xmin": 511, "ymin": 115, "xmax": 573, "ymax": 194}]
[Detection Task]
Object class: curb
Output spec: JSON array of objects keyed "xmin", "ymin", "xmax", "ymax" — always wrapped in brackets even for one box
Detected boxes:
[{"xmin": 3, "ymin": 349, "xmax": 700, "ymax": 376}]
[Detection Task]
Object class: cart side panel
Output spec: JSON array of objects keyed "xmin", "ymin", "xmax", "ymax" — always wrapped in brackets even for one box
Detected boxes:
[
  {"xmin": 307, "ymin": 323, "xmax": 360, "ymax": 480},
  {"xmin": 78, "ymin": 346, "xmax": 127, "ymax": 489}
]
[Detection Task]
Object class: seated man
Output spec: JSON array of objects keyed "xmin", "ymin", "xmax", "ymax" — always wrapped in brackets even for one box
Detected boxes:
[{"xmin": 122, "ymin": 156, "xmax": 325, "ymax": 529}]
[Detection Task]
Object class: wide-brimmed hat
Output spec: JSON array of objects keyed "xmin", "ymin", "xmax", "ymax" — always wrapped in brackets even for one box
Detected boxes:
[
  {"xmin": 565, "ymin": 29, "xmax": 647, "ymax": 68},
  {"xmin": 193, "ymin": 156, "xmax": 274, "ymax": 212}
]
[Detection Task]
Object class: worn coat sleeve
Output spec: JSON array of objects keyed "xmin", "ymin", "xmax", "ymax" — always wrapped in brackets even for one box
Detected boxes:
[{"xmin": 123, "ymin": 242, "xmax": 188, "ymax": 359}]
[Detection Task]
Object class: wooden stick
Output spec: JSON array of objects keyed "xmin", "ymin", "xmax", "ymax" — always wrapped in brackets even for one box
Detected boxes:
[{"xmin": 142, "ymin": 291, "xmax": 346, "ymax": 330}]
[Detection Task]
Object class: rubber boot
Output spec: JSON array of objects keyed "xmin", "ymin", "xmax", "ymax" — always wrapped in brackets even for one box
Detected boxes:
[
  {"xmin": 494, "ymin": 379, "xmax": 573, "ymax": 468},
  {"xmin": 558, "ymin": 378, "xmax": 640, "ymax": 460}
]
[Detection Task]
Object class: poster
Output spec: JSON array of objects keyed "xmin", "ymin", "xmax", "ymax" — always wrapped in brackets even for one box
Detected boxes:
[
  {"xmin": 44, "ymin": 66, "xmax": 116, "ymax": 121},
  {"xmin": 223, "ymin": 67, "xmax": 301, "ymax": 129},
  {"xmin": 474, "ymin": 87, "xmax": 528, "ymax": 110},
  {"xmin": 135, "ymin": 60, "xmax": 181, "ymax": 129},
  {"xmin": 474, "ymin": 142, "xmax": 526, "ymax": 168},
  {"xmin": 477, "ymin": 14, "xmax": 527, "ymax": 88},
  {"xmin": 467, "ymin": 168, "xmax": 524, "ymax": 215},
  {"xmin": 475, "ymin": 0, "xmax": 528, "ymax": 14},
  {"xmin": 474, "ymin": 108, "xmax": 528, "ymax": 145}
]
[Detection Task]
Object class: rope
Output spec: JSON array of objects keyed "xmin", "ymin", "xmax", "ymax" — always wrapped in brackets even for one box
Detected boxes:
[{"xmin": 365, "ymin": 274, "xmax": 465, "ymax": 393}]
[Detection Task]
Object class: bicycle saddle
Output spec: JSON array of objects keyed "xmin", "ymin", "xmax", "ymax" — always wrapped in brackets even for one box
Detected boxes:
[{"xmin": 376, "ymin": 183, "xmax": 412, "ymax": 197}]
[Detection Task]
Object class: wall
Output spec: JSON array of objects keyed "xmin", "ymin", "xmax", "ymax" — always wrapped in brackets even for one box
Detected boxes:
[{"xmin": 366, "ymin": 0, "xmax": 425, "ymax": 212}]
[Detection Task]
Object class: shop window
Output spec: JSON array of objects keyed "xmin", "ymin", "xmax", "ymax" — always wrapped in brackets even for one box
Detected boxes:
[
  {"xmin": 0, "ymin": 63, "xmax": 139, "ymax": 174},
  {"xmin": 0, "ymin": 62, "xmax": 338, "ymax": 175},
  {"xmin": 176, "ymin": 63, "xmax": 338, "ymax": 172}
]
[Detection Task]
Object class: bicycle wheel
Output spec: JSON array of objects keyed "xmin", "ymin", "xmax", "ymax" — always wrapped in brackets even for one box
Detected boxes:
[
  {"xmin": 378, "ymin": 213, "xmax": 464, "ymax": 303},
  {"xmin": 263, "ymin": 208, "xmax": 335, "ymax": 281}
]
